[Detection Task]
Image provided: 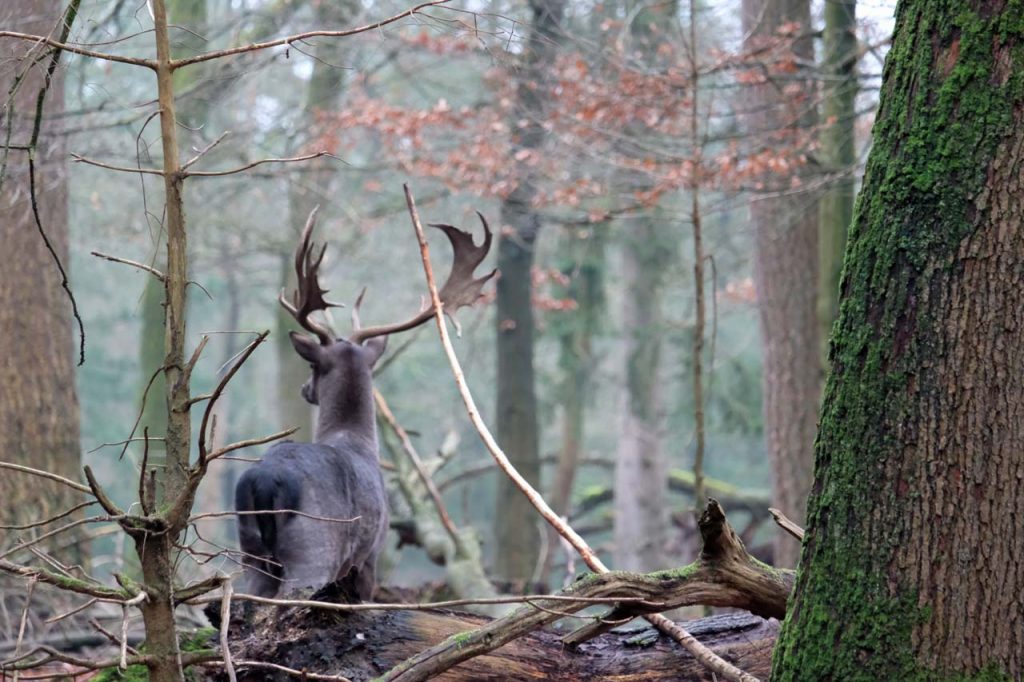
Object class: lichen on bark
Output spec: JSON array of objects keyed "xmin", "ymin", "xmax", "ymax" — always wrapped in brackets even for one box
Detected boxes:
[{"xmin": 773, "ymin": 1, "xmax": 1024, "ymax": 679}]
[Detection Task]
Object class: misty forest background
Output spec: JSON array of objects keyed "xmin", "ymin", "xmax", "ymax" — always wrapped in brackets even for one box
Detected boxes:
[{"xmin": 5, "ymin": 0, "xmax": 890, "ymax": 599}]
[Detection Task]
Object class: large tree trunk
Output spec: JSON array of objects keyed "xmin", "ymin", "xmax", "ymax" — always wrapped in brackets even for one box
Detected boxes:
[
  {"xmin": 0, "ymin": 0, "xmax": 82, "ymax": 552},
  {"xmin": 817, "ymin": 0, "xmax": 857, "ymax": 358},
  {"xmin": 774, "ymin": 1, "xmax": 1024, "ymax": 678},
  {"xmin": 493, "ymin": 0, "xmax": 565, "ymax": 586},
  {"xmin": 741, "ymin": 0, "xmax": 821, "ymax": 568}
]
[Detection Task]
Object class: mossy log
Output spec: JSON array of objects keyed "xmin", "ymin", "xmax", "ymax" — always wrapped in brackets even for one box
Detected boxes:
[{"xmin": 220, "ymin": 501, "xmax": 791, "ymax": 681}]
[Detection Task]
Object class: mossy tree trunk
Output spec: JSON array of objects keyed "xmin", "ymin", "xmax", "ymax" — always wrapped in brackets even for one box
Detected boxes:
[
  {"xmin": 774, "ymin": 1, "xmax": 1024, "ymax": 678},
  {"xmin": 493, "ymin": 0, "xmax": 565, "ymax": 587},
  {"xmin": 0, "ymin": 0, "xmax": 82, "ymax": 558},
  {"xmin": 818, "ymin": 0, "xmax": 858, "ymax": 359},
  {"xmin": 741, "ymin": 0, "xmax": 821, "ymax": 569}
]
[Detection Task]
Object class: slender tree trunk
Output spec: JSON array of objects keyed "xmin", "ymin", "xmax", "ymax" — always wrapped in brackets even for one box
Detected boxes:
[
  {"xmin": 0, "ymin": 0, "xmax": 82, "ymax": 556},
  {"xmin": 493, "ymin": 0, "xmax": 565, "ymax": 586},
  {"xmin": 614, "ymin": 217, "xmax": 670, "ymax": 572},
  {"xmin": 137, "ymin": 0, "xmax": 207, "ymax": 491},
  {"xmin": 611, "ymin": 1, "xmax": 678, "ymax": 574},
  {"xmin": 818, "ymin": 0, "xmax": 857, "ymax": 358},
  {"xmin": 542, "ymin": 226, "xmax": 605, "ymax": 585},
  {"xmin": 277, "ymin": 0, "xmax": 357, "ymax": 439},
  {"xmin": 774, "ymin": 1, "xmax": 1024, "ymax": 677},
  {"xmin": 741, "ymin": 0, "xmax": 821, "ymax": 568}
]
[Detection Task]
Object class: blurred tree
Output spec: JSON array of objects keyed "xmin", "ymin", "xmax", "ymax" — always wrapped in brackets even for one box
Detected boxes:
[
  {"xmin": 741, "ymin": 0, "xmax": 821, "ymax": 568},
  {"xmin": 277, "ymin": 0, "xmax": 359, "ymax": 440},
  {"xmin": 542, "ymin": 224, "xmax": 605, "ymax": 583},
  {"xmin": 818, "ymin": 0, "xmax": 858, "ymax": 357},
  {"xmin": 493, "ymin": 0, "xmax": 565, "ymax": 587},
  {"xmin": 0, "ymin": 0, "xmax": 82, "ymax": 556},
  {"xmin": 774, "ymin": 1, "xmax": 1024, "ymax": 676}
]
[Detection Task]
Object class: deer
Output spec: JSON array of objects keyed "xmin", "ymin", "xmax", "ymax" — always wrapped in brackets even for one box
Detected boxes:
[{"xmin": 234, "ymin": 207, "xmax": 495, "ymax": 600}]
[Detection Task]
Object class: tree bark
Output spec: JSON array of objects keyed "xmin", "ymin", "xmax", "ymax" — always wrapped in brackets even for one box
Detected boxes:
[
  {"xmin": 741, "ymin": 0, "xmax": 821, "ymax": 569},
  {"xmin": 774, "ymin": 1, "xmax": 1024, "ymax": 678},
  {"xmin": 0, "ymin": 0, "xmax": 82, "ymax": 554},
  {"xmin": 493, "ymin": 0, "xmax": 565, "ymax": 586}
]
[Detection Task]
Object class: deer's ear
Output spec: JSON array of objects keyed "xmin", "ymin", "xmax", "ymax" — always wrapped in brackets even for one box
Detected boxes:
[
  {"xmin": 290, "ymin": 331, "xmax": 323, "ymax": 364},
  {"xmin": 362, "ymin": 336, "xmax": 388, "ymax": 368}
]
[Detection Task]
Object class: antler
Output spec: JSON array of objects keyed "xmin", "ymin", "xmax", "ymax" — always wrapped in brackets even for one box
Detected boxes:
[
  {"xmin": 348, "ymin": 212, "xmax": 496, "ymax": 344},
  {"xmin": 279, "ymin": 206, "xmax": 340, "ymax": 345}
]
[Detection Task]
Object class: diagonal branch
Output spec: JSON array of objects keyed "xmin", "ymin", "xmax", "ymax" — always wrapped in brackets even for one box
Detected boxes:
[
  {"xmin": 170, "ymin": 1, "xmax": 452, "ymax": 70},
  {"xmin": 391, "ymin": 185, "xmax": 761, "ymax": 682}
]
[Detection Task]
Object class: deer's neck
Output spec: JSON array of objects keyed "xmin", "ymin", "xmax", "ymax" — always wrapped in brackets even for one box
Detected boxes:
[{"xmin": 314, "ymin": 373, "xmax": 378, "ymax": 452}]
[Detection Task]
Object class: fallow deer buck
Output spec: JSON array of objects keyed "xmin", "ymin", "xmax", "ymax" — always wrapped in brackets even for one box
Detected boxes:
[{"xmin": 234, "ymin": 207, "xmax": 495, "ymax": 599}]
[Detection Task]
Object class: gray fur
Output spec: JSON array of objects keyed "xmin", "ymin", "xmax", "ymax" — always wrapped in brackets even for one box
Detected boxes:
[{"xmin": 235, "ymin": 334, "xmax": 389, "ymax": 599}]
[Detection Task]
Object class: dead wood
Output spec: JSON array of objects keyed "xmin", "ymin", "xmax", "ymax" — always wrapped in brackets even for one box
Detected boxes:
[{"xmin": 217, "ymin": 500, "xmax": 791, "ymax": 681}]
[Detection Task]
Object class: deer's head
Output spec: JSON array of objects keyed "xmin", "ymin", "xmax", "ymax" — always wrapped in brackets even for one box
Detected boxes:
[{"xmin": 280, "ymin": 207, "xmax": 495, "ymax": 414}]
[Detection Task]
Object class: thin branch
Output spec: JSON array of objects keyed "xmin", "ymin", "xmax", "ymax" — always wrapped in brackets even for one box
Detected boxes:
[
  {"xmin": 90, "ymin": 251, "xmax": 165, "ymax": 281},
  {"xmin": 206, "ymin": 427, "xmax": 298, "ymax": 461},
  {"xmin": 170, "ymin": 1, "xmax": 452, "ymax": 69},
  {"xmin": 0, "ymin": 462, "xmax": 90, "ymax": 494},
  {"xmin": 182, "ymin": 151, "xmax": 338, "ymax": 178},
  {"xmin": 181, "ymin": 130, "xmax": 230, "ymax": 170},
  {"xmin": 197, "ymin": 331, "xmax": 269, "ymax": 465},
  {"xmin": 768, "ymin": 507, "xmax": 805, "ymax": 541},
  {"xmin": 188, "ymin": 509, "xmax": 357, "ymax": 524},
  {"xmin": 219, "ymin": 578, "xmax": 237, "ymax": 682},
  {"xmin": 399, "ymin": 185, "xmax": 759, "ymax": 682},
  {"xmin": 227, "ymin": 660, "xmax": 352, "ymax": 681},
  {"xmin": 70, "ymin": 152, "xmax": 164, "ymax": 175},
  {"xmin": 189, "ymin": 592, "xmax": 660, "ymax": 612},
  {"xmin": 12, "ymin": 577, "xmax": 35, "ymax": 682},
  {"xmin": 373, "ymin": 388, "xmax": 461, "ymax": 545},
  {"xmin": 0, "ymin": 501, "xmax": 96, "ymax": 531},
  {"xmin": 0, "ymin": 31, "xmax": 157, "ymax": 68},
  {"xmin": 0, "ymin": 560, "xmax": 128, "ymax": 600}
]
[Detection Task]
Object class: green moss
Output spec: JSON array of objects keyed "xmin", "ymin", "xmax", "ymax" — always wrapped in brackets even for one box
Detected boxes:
[
  {"xmin": 92, "ymin": 629, "xmax": 217, "ymax": 681},
  {"xmin": 451, "ymin": 630, "xmax": 474, "ymax": 648},
  {"xmin": 773, "ymin": 0, "xmax": 1024, "ymax": 679}
]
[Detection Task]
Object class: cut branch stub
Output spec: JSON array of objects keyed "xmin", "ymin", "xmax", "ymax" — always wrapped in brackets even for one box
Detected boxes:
[
  {"xmin": 278, "ymin": 206, "xmax": 340, "ymax": 345},
  {"xmin": 348, "ymin": 214, "xmax": 496, "ymax": 344}
]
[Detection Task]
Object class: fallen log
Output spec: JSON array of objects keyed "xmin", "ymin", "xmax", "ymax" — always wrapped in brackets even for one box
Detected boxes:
[
  {"xmin": 225, "ymin": 607, "xmax": 778, "ymax": 681},
  {"xmin": 217, "ymin": 500, "xmax": 791, "ymax": 681}
]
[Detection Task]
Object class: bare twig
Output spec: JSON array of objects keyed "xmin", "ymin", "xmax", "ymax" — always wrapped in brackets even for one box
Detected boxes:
[
  {"xmin": 171, "ymin": 1, "xmax": 452, "ymax": 69},
  {"xmin": 90, "ymin": 251, "xmax": 166, "ymax": 281},
  {"xmin": 0, "ymin": 501, "xmax": 96, "ymax": 531},
  {"xmin": 182, "ymin": 151, "xmax": 338, "ymax": 178},
  {"xmin": 219, "ymin": 578, "xmax": 237, "ymax": 682},
  {"xmin": 181, "ymin": 130, "xmax": 230, "ymax": 170},
  {"xmin": 0, "ymin": 31, "xmax": 157, "ymax": 68},
  {"xmin": 0, "ymin": 462, "xmax": 89, "ymax": 494},
  {"xmin": 70, "ymin": 153, "xmax": 164, "ymax": 175},
  {"xmin": 768, "ymin": 507, "xmax": 805, "ymax": 541},
  {"xmin": 188, "ymin": 509, "xmax": 357, "ymax": 524},
  {"xmin": 205, "ymin": 427, "xmax": 298, "ymax": 461},
  {"xmin": 12, "ymin": 577, "xmax": 36, "ymax": 682},
  {"xmin": 373, "ymin": 388, "xmax": 461, "ymax": 545},
  {"xmin": 196, "ymin": 331, "xmax": 269, "ymax": 465},
  {"xmin": 399, "ymin": 185, "xmax": 759, "ymax": 682},
  {"xmin": 120, "ymin": 592, "xmax": 147, "ymax": 670},
  {"xmin": 228, "ymin": 660, "xmax": 352, "ymax": 681}
]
